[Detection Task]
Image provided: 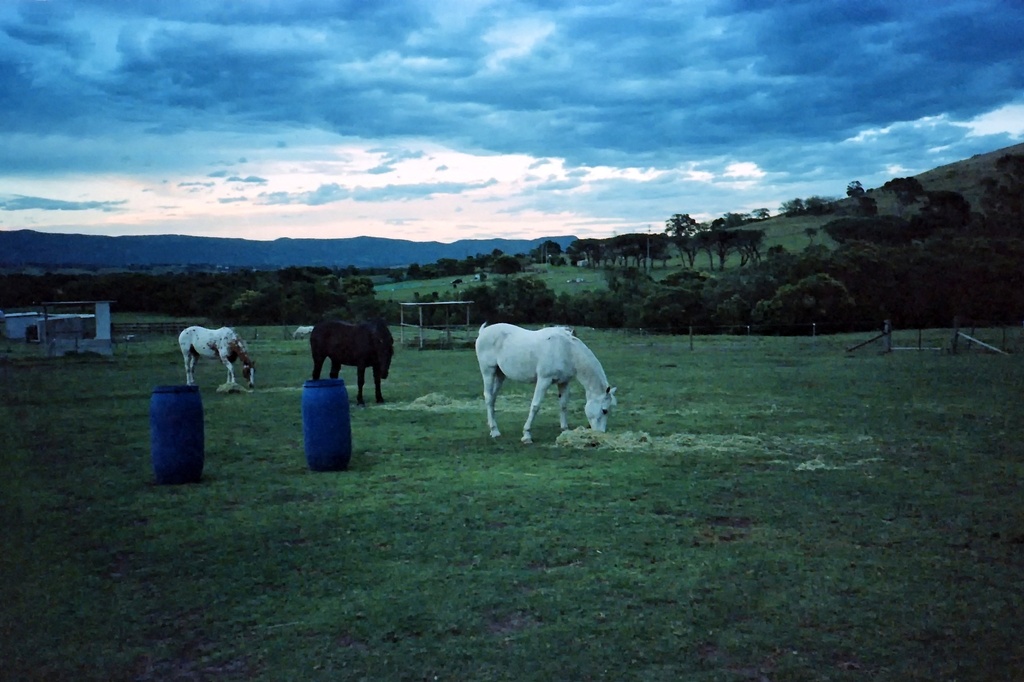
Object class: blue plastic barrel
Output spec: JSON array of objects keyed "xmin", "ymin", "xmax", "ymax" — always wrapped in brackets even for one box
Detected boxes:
[
  {"xmin": 150, "ymin": 385, "xmax": 205, "ymax": 484},
  {"xmin": 302, "ymin": 378, "xmax": 352, "ymax": 471}
]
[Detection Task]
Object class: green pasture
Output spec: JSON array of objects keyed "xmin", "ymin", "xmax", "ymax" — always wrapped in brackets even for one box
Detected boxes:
[
  {"xmin": 375, "ymin": 265, "xmax": 611, "ymax": 303},
  {"xmin": 371, "ymin": 216, "xmax": 840, "ymax": 304},
  {"xmin": 2, "ymin": 329, "xmax": 1022, "ymax": 680}
]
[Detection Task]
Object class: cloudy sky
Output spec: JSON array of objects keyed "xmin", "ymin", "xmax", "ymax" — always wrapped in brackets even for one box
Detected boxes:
[{"xmin": 1, "ymin": 0, "xmax": 1022, "ymax": 244}]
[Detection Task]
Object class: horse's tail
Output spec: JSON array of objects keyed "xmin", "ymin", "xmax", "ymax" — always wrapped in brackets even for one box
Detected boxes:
[{"xmin": 478, "ymin": 322, "xmax": 488, "ymax": 334}]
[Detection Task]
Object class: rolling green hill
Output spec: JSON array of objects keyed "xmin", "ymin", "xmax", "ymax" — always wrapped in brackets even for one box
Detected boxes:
[{"xmin": 752, "ymin": 140, "xmax": 1024, "ymax": 249}]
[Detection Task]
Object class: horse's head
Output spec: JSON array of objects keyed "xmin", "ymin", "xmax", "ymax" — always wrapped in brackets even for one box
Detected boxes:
[
  {"xmin": 585, "ymin": 386, "xmax": 617, "ymax": 432},
  {"xmin": 242, "ymin": 359, "xmax": 255, "ymax": 389},
  {"xmin": 373, "ymin": 321, "xmax": 395, "ymax": 379}
]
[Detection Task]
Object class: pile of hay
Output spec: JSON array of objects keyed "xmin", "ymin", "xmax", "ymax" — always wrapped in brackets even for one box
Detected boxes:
[
  {"xmin": 216, "ymin": 381, "xmax": 247, "ymax": 394},
  {"xmin": 555, "ymin": 427, "xmax": 652, "ymax": 451}
]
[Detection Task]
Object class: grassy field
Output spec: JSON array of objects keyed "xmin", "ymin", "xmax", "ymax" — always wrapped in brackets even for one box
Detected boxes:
[
  {"xmin": 375, "ymin": 264, "xmax": 611, "ymax": 303},
  {"xmin": 2, "ymin": 328, "xmax": 1022, "ymax": 681}
]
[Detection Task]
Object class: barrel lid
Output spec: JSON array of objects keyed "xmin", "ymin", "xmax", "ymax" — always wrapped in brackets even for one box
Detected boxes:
[
  {"xmin": 152, "ymin": 384, "xmax": 201, "ymax": 394},
  {"xmin": 303, "ymin": 378, "xmax": 347, "ymax": 388}
]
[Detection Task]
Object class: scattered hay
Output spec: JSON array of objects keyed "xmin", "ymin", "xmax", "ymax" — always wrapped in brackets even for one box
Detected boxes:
[
  {"xmin": 384, "ymin": 392, "xmax": 482, "ymax": 412},
  {"xmin": 556, "ymin": 427, "xmax": 653, "ymax": 451},
  {"xmin": 411, "ymin": 392, "xmax": 454, "ymax": 407},
  {"xmin": 795, "ymin": 456, "xmax": 883, "ymax": 471},
  {"xmin": 216, "ymin": 381, "xmax": 247, "ymax": 394},
  {"xmin": 549, "ymin": 429, "xmax": 886, "ymax": 473},
  {"xmin": 662, "ymin": 433, "xmax": 765, "ymax": 455}
]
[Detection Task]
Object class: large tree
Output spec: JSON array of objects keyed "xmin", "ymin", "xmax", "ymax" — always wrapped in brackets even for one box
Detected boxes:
[
  {"xmin": 492, "ymin": 254, "xmax": 523, "ymax": 276},
  {"xmin": 732, "ymin": 229, "xmax": 765, "ymax": 266},
  {"xmin": 882, "ymin": 177, "xmax": 926, "ymax": 217},
  {"xmin": 672, "ymin": 234, "xmax": 703, "ymax": 268},
  {"xmin": 664, "ymin": 213, "xmax": 700, "ymax": 238},
  {"xmin": 980, "ymin": 153, "xmax": 1024, "ymax": 232}
]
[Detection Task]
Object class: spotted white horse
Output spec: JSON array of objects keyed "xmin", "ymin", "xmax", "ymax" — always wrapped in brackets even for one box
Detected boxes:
[
  {"xmin": 475, "ymin": 322, "xmax": 617, "ymax": 444},
  {"xmin": 178, "ymin": 326, "xmax": 255, "ymax": 388}
]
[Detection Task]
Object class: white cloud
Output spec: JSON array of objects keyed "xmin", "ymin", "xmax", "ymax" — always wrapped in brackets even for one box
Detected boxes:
[
  {"xmin": 963, "ymin": 104, "xmax": 1024, "ymax": 138},
  {"xmin": 482, "ymin": 18, "xmax": 555, "ymax": 70},
  {"xmin": 724, "ymin": 162, "xmax": 766, "ymax": 179}
]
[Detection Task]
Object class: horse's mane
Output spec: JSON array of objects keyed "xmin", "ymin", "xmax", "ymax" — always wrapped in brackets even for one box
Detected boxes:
[
  {"xmin": 366, "ymin": 317, "xmax": 393, "ymax": 342},
  {"xmin": 567, "ymin": 331, "xmax": 609, "ymax": 390}
]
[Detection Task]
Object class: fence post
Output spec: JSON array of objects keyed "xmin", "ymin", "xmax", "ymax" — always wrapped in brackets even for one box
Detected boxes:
[
  {"xmin": 950, "ymin": 317, "xmax": 960, "ymax": 354},
  {"xmin": 689, "ymin": 325, "xmax": 694, "ymax": 351},
  {"xmin": 883, "ymin": 320, "xmax": 892, "ymax": 353}
]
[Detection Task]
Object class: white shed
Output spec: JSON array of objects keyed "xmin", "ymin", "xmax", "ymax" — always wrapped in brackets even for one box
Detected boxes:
[
  {"xmin": 38, "ymin": 300, "xmax": 115, "ymax": 356},
  {"xmin": 3, "ymin": 312, "xmax": 44, "ymax": 341}
]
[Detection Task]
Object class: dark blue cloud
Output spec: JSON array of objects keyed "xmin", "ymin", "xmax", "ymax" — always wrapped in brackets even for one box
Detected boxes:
[
  {"xmin": 4, "ymin": 0, "xmax": 1021, "ymax": 164},
  {"xmin": 0, "ymin": 195, "xmax": 126, "ymax": 212},
  {"xmin": 0, "ymin": 0, "xmax": 1021, "ymax": 237}
]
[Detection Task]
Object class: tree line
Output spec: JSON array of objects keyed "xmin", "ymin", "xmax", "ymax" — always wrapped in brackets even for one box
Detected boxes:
[{"xmin": 3, "ymin": 154, "xmax": 1021, "ymax": 334}]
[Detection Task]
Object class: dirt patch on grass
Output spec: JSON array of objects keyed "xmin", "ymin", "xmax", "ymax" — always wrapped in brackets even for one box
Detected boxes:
[
  {"xmin": 486, "ymin": 610, "xmax": 540, "ymax": 635},
  {"xmin": 216, "ymin": 381, "xmax": 248, "ymax": 394}
]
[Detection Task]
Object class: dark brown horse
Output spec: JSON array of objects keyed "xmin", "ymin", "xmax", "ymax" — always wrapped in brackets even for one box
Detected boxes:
[{"xmin": 310, "ymin": 318, "xmax": 394, "ymax": 405}]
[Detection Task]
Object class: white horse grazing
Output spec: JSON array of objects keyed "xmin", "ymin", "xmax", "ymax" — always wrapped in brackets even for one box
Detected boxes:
[
  {"xmin": 292, "ymin": 325, "xmax": 314, "ymax": 339},
  {"xmin": 177, "ymin": 326, "xmax": 255, "ymax": 388},
  {"xmin": 475, "ymin": 322, "xmax": 617, "ymax": 444}
]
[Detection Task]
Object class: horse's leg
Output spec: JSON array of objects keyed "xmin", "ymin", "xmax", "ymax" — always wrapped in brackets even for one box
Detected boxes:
[
  {"xmin": 355, "ymin": 365, "xmax": 366, "ymax": 406},
  {"xmin": 522, "ymin": 378, "xmax": 552, "ymax": 444},
  {"xmin": 328, "ymin": 358, "xmax": 341, "ymax": 380},
  {"xmin": 481, "ymin": 367, "xmax": 503, "ymax": 438},
  {"xmin": 311, "ymin": 354, "xmax": 325, "ymax": 380},
  {"xmin": 557, "ymin": 381, "xmax": 571, "ymax": 431},
  {"xmin": 372, "ymin": 365, "xmax": 384, "ymax": 404},
  {"xmin": 220, "ymin": 352, "xmax": 235, "ymax": 385},
  {"xmin": 184, "ymin": 352, "xmax": 195, "ymax": 385}
]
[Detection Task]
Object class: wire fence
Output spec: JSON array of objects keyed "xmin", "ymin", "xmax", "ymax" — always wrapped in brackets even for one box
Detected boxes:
[
  {"xmin": 610, "ymin": 319, "xmax": 1024, "ymax": 355},
  {"xmin": 9, "ymin": 317, "xmax": 1022, "ymax": 358}
]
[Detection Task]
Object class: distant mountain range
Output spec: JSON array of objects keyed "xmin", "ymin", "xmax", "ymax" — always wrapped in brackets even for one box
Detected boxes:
[{"xmin": 0, "ymin": 230, "xmax": 579, "ymax": 270}]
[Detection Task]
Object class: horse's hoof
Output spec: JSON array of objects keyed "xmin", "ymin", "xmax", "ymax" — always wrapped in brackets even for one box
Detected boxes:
[
  {"xmin": 521, "ymin": 435, "xmax": 533, "ymax": 445},
  {"xmin": 490, "ymin": 430, "xmax": 501, "ymax": 439}
]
